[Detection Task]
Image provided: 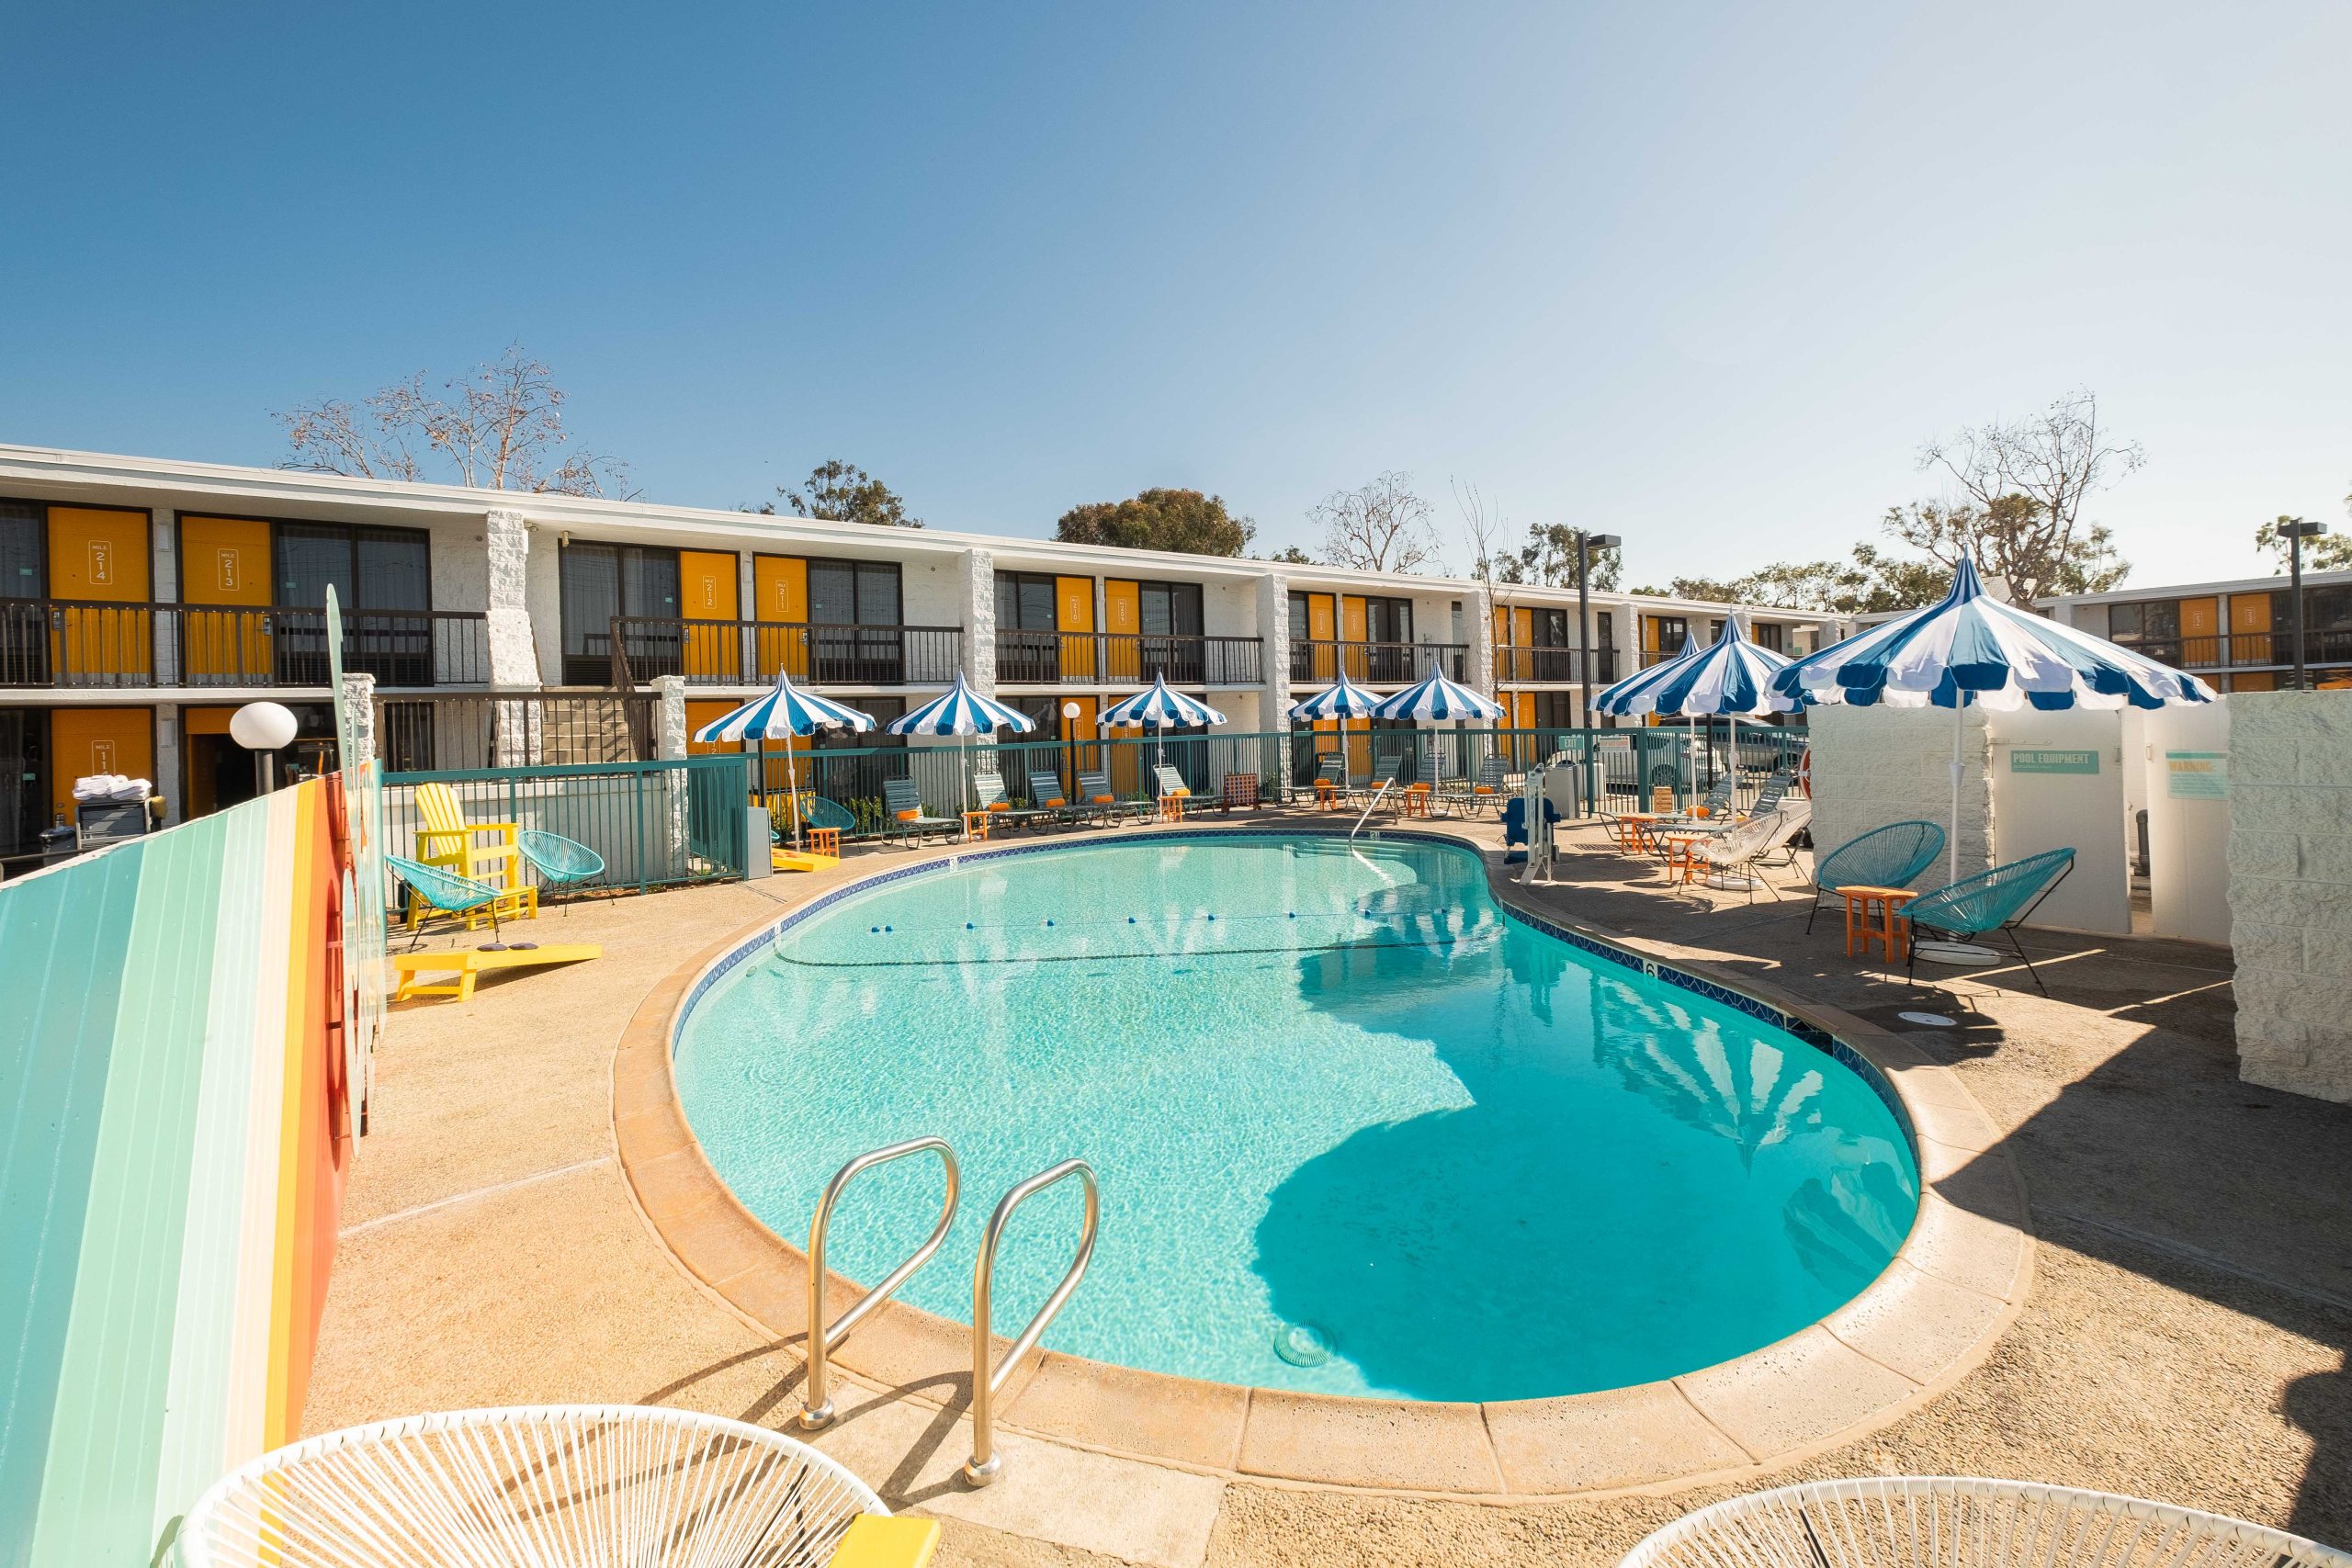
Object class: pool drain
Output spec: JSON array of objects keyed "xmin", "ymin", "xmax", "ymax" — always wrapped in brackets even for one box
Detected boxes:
[
  {"xmin": 1897, "ymin": 1010, "xmax": 1958, "ymax": 1028},
  {"xmin": 1273, "ymin": 1322, "xmax": 1332, "ymax": 1367}
]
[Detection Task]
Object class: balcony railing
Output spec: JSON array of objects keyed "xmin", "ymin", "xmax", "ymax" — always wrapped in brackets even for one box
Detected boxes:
[
  {"xmin": 0, "ymin": 600, "xmax": 489, "ymax": 689},
  {"xmin": 602, "ymin": 616, "xmax": 964, "ymax": 688},
  {"xmin": 1494, "ymin": 646, "xmax": 1619, "ymax": 684},
  {"xmin": 1289, "ymin": 640, "xmax": 1467, "ymax": 684},
  {"xmin": 2116, "ymin": 629, "xmax": 2352, "ymax": 672},
  {"xmin": 996, "ymin": 631, "xmax": 1264, "ymax": 687}
]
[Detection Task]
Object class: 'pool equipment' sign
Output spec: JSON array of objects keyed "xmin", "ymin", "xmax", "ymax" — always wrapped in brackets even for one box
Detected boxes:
[{"xmin": 2009, "ymin": 749, "xmax": 2100, "ymax": 775}]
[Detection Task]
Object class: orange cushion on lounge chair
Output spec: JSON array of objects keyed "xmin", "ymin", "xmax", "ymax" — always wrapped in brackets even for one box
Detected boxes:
[
  {"xmin": 1170, "ymin": 786, "xmax": 1190, "ymax": 797},
  {"xmin": 1474, "ymin": 785, "xmax": 1495, "ymax": 795},
  {"xmin": 1046, "ymin": 797, "xmax": 1067, "ymax": 808},
  {"xmin": 988, "ymin": 801, "xmax": 1012, "ymax": 811},
  {"xmin": 1092, "ymin": 794, "xmax": 1115, "ymax": 804},
  {"xmin": 896, "ymin": 807, "xmax": 921, "ymax": 822}
]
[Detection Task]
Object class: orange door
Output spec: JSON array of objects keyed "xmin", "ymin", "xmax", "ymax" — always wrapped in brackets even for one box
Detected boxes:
[
  {"xmin": 51, "ymin": 705, "xmax": 155, "ymax": 820},
  {"xmin": 1490, "ymin": 604, "xmax": 1511, "ymax": 681},
  {"xmin": 180, "ymin": 705, "xmax": 237, "ymax": 818},
  {"xmin": 1516, "ymin": 692, "xmax": 1536, "ymax": 730},
  {"xmin": 753, "ymin": 555, "xmax": 809, "ymax": 677},
  {"xmin": 2229, "ymin": 592, "xmax": 2272, "ymax": 668},
  {"xmin": 2178, "ymin": 596, "xmax": 2218, "ymax": 667},
  {"xmin": 680, "ymin": 550, "xmax": 741, "ymax": 680},
  {"xmin": 1340, "ymin": 596, "xmax": 1368, "ymax": 678},
  {"xmin": 48, "ymin": 507, "xmax": 152, "ymax": 682},
  {"xmin": 1103, "ymin": 580, "xmax": 1140, "ymax": 681},
  {"xmin": 1057, "ymin": 576, "xmax": 1096, "ymax": 682},
  {"xmin": 1305, "ymin": 593, "xmax": 1337, "ymax": 682},
  {"xmin": 178, "ymin": 515, "xmax": 273, "ymax": 680},
  {"xmin": 2232, "ymin": 671, "xmax": 2276, "ymax": 693}
]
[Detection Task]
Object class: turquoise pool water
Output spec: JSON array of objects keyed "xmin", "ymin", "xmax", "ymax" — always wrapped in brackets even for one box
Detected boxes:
[{"xmin": 673, "ymin": 834, "xmax": 1919, "ymax": 1402}]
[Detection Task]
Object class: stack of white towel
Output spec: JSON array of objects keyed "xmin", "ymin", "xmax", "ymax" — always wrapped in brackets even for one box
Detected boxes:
[{"xmin": 72, "ymin": 773, "xmax": 153, "ymax": 804}]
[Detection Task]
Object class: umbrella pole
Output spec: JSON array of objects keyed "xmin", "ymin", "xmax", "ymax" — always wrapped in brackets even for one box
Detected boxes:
[
  {"xmin": 787, "ymin": 740, "xmax": 803, "ymax": 852},
  {"xmin": 1951, "ymin": 694, "xmax": 1964, "ymax": 884}
]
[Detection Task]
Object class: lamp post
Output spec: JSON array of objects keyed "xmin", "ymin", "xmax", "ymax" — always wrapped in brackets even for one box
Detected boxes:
[
  {"xmin": 2278, "ymin": 518, "xmax": 2328, "ymax": 690},
  {"xmin": 1575, "ymin": 532, "xmax": 1622, "ymax": 732},
  {"xmin": 1061, "ymin": 700, "xmax": 1081, "ymax": 794},
  {"xmin": 229, "ymin": 701, "xmax": 299, "ymax": 797}
]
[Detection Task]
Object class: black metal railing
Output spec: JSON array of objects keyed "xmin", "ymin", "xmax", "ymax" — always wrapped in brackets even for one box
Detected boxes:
[
  {"xmin": 1493, "ymin": 646, "xmax": 1619, "ymax": 684},
  {"xmin": 0, "ymin": 600, "xmax": 488, "ymax": 689},
  {"xmin": 373, "ymin": 691, "xmax": 660, "ymax": 773},
  {"xmin": 1288, "ymin": 640, "xmax": 1467, "ymax": 684},
  {"xmin": 2115, "ymin": 629, "xmax": 2352, "ymax": 672},
  {"xmin": 995, "ymin": 631, "xmax": 1263, "ymax": 686},
  {"xmin": 603, "ymin": 616, "xmax": 964, "ymax": 687}
]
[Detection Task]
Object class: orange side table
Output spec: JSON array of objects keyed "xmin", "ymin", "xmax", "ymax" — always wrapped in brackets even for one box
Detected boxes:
[
  {"xmin": 807, "ymin": 827, "xmax": 842, "ymax": 858},
  {"xmin": 962, "ymin": 810, "xmax": 992, "ymax": 843},
  {"xmin": 1158, "ymin": 794, "xmax": 1187, "ymax": 822},
  {"xmin": 1314, "ymin": 779, "xmax": 1338, "ymax": 809},
  {"xmin": 1839, "ymin": 885, "xmax": 1918, "ymax": 963}
]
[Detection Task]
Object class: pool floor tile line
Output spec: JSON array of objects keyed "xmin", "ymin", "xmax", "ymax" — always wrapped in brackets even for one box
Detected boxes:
[{"xmin": 605, "ymin": 819, "xmax": 2036, "ymax": 1501}]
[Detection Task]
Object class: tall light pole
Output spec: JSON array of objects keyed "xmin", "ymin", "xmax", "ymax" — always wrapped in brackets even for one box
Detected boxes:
[
  {"xmin": 2278, "ymin": 518, "xmax": 2328, "ymax": 690},
  {"xmin": 1575, "ymin": 532, "xmax": 1622, "ymax": 732}
]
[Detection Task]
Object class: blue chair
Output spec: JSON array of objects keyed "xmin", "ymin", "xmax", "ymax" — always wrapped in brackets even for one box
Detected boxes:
[
  {"xmin": 1805, "ymin": 820, "xmax": 1948, "ymax": 934},
  {"xmin": 518, "ymin": 829, "xmax": 605, "ymax": 914},
  {"xmin": 1905, "ymin": 847, "xmax": 2076, "ymax": 993},
  {"xmin": 387, "ymin": 853, "xmax": 532, "ymax": 949}
]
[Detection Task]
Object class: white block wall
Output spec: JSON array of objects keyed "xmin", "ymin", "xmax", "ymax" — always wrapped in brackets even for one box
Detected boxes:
[
  {"xmin": 1804, "ymin": 704, "xmax": 1991, "ymax": 887},
  {"xmin": 2227, "ymin": 691, "xmax": 2352, "ymax": 1103}
]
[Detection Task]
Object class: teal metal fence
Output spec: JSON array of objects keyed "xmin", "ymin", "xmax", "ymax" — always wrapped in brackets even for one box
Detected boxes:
[
  {"xmin": 382, "ymin": 754, "xmax": 751, "ymax": 894},
  {"xmin": 730, "ymin": 725, "xmax": 1806, "ymax": 838}
]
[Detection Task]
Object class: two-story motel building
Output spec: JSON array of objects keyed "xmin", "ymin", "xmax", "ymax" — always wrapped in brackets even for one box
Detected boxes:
[{"xmin": 0, "ymin": 443, "xmax": 1857, "ymax": 869}]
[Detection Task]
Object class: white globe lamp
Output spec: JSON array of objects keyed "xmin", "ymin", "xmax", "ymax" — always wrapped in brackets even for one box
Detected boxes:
[{"xmin": 230, "ymin": 701, "xmax": 300, "ymax": 795}]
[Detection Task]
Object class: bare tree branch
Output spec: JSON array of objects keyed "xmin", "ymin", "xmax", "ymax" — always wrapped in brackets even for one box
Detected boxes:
[{"xmin": 1312, "ymin": 471, "xmax": 1440, "ymax": 573}]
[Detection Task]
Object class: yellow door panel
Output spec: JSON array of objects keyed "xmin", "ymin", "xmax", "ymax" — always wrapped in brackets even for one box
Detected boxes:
[
  {"xmin": 1340, "ymin": 596, "xmax": 1367, "ymax": 679},
  {"xmin": 1302, "ymin": 593, "xmax": 1337, "ymax": 683},
  {"xmin": 178, "ymin": 516, "xmax": 273, "ymax": 678},
  {"xmin": 2227, "ymin": 591, "xmax": 2272, "ymax": 667},
  {"xmin": 680, "ymin": 550, "xmax": 741, "ymax": 680},
  {"xmin": 753, "ymin": 556, "xmax": 809, "ymax": 678},
  {"xmin": 1103, "ymin": 580, "xmax": 1140, "ymax": 680},
  {"xmin": 2232, "ymin": 671, "xmax": 2275, "ymax": 693},
  {"xmin": 1516, "ymin": 692, "xmax": 1535, "ymax": 729},
  {"xmin": 48, "ymin": 507, "xmax": 153, "ymax": 682},
  {"xmin": 51, "ymin": 706, "xmax": 154, "ymax": 820},
  {"xmin": 1057, "ymin": 576, "xmax": 1095, "ymax": 681}
]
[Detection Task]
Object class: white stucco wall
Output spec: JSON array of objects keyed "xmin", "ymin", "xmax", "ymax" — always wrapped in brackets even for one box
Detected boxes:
[
  {"xmin": 2227, "ymin": 691, "xmax": 2352, "ymax": 1103},
  {"xmin": 1804, "ymin": 703, "xmax": 1992, "ymax": 888}
]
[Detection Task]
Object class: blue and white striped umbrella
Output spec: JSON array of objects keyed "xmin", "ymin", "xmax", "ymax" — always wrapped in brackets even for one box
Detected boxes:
[
  {"xmin": 1590, "ymin": 636, "xmax": 1705, "ymax": 717},
  {"xmin": 693, "ymin": 668, "xmax": 875, "ymax": 742},
  {"xmin": 1369, "ymin": 661, "xmax": 1506, "ymax": 722},
  {"xmin": 1772, "ymin": 557, "xmax": 2216, "ymax": 883},
  {"xmin": 886, "ymin": 672, "xmax": 1035, "ymax": 816},
  {"xmin": 1771, "ymin": 556, "xmax": 2219, "ymax": 713},
  {"xmin": 885, "ymin": 672, "xmax": 1038, "ymax": 738},
  {"xmin": 1101, "ymin": 672, "xmax": 1226, "ymax": 773},
  {"xmin": 1100, "ymin": 672, "xmax": 1227, "ymax": 730},
  {"xmin": 1286, "ymin": 671, "xmax": 1384, "ymax": 722},
  {"xmin": 692, "ymin": 669, "xmax": 874, "ymax": 852},
  {"xmin": 1619, "ymin": 615, "xmax": 1802, "ymax": 718}
]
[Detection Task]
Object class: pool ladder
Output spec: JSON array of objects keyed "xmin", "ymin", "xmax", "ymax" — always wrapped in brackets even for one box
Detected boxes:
[{"xmin": 797, "ymin": 1136, "xmax": 1100, "ymax": 1488}]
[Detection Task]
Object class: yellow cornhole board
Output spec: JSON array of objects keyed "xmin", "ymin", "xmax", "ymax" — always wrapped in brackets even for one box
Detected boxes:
[
  {"xmin": 825, "ymin": 1515, "xmax": 939, "ymax": 1568},
  {"xmin": 391, "ymin": 944, "xmax": 603, "ymax": 1003},
  {"xmin": 772, "ymin": 848, "xmax": 841, "ymax": 873}
]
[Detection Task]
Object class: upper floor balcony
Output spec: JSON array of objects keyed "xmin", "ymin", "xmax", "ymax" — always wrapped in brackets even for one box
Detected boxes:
[
  {"xmin": 0, "ymin": 599, "xmax": 489, "ymax": 690},
  {"xmin": 998, "ymin": 631, "xmax": 1264, "ymax": 687},
  {"xmin": 1494, "ymin": 646, "xmax": 1619, "ymax": 685},
  {"xmin": 601, "ymin": 615, "xmax": 965, "ymax": 688},
  {"xmin": 1290, "ymin": 639, "xmax": 1467, "ymax": 685},
  {"xmin": 2115, "ymin": 629, "xmax": 2352, "ymax": 672}
]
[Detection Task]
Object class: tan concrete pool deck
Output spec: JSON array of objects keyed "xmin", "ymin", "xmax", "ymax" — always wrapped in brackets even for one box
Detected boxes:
[{"xmin": 306, "ymin": 811, "xmax": 2352, "ymax": 1566}]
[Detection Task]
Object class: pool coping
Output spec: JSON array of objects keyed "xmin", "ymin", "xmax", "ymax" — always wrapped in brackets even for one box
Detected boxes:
[{"xmin": 610, "ymin": 819, "xmax": 2033, "ymax": 1501}]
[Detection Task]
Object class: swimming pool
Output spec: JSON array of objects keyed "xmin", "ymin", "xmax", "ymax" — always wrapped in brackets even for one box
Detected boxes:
[{"xmin": 673, "ymin": 832, "xmax": 1919, "ymax": 1403}]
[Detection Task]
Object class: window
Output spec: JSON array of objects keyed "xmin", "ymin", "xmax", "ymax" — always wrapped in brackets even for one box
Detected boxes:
[
  {"xmin": 562, "ymin": 542, "xmax": 680, "ymax": 683},
  {"xmin": 379, "ymin": 700, "xmax": 436, "ymax": 773},
  {"xmin": 996, "ymin": 572, "xmax": 1063, "ymax": 682},
  {"xmin": 1708, "ymin": 618, "xmax": 1726, "ymax": 643},
  {"xmin": 1649, "ymin": 616, "xmax": 1688, "ymax": 658},
  {"xmin": 1532, "ymin": 691, "xmax": 1579, "ymax": 729},
  {"xmin": 275, "ymin": 523, "xmax": 430, "ymax": 612},
  {"xmin": 1287, "ymin": 592, "xmax": 1310, "ymax": 643},
  {"xmin": 1136, "ymin": 581, "xmax": 1203, "ymax": 637},
  {"xmin": 1364, "ymin": 597, "xmax": 1414, "ymax": 643},
  {"xmin": 2108, "ymin": 601, "xmax": 2179, "ymax": 643},
  {"xmin": 0, "ymin": 501, "xmax": 40, "ymax": 599},
  {"xmin": 1595, "ymin": 611, "xmax": 1617, "ymax": 682},
  {"xmin": 1752, "ymin": 621, "xmax": 1786, "ymax": 653},
  {"xmin": 808, "ymin": 558, "xmax": 901, "ymax": 626}
]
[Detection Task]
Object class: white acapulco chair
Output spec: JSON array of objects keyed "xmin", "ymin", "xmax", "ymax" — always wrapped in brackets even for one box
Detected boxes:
[
  {"xmin": 173, "ymin": 1404, "xmax": 893, "ymax": 1568},
  {"xmin": 1617, "ymin": 1477, "xmax": 2352, "ymax": 1568}
]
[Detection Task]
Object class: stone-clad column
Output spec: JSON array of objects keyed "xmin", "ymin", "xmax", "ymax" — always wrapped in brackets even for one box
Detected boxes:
[
  {"xmin": 655, "ymin": 675, "xmax": 688, "ymax": 760},
  {"xmin": 959, "ymin": 548, "xmax": 996, "ymax": 696},
  {"xmin": 1256, "ymin": 574, "xmax": 1292, "ymax": 783},
  {"xmin": 483, "ymin": 509, "xmax": 540, "ymax": 689}
]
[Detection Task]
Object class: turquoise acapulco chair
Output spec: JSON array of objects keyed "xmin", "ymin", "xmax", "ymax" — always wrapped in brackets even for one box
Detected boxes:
[
  {"xmin": 519, "ymin": 829, "xmax": 606, "ymax": 915},
  {"xmin": 1804, "ymin": 819, "xmax": 1947, "ymax": 935}
]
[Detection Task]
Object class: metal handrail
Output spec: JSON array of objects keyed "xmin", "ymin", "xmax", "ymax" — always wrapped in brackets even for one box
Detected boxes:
[
  {"xmin": 964, "ymin": 1159, "xmax": 1099, "ymax": 1486},
  {"xmin": 799, "ymin": 1136, "xmax": 961, "ymax": 1430},
  {"xmin": 1350, "ymin": 777, "xmax": 1396, "ymax": 840}
]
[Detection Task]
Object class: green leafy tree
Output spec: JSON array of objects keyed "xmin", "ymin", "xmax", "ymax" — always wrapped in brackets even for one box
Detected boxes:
[
  {"xmin": 2255, "ymin": 514, "xmax": 2352, "ymax": 572},
  {"xmin": 1257, "ymin": 544, "xmax": 1316, "ymax": 565},
  {"xmin": 1056, "ymin": 488, "xmax": 1255, "ymax": 556},
  {"xmin": 1497, "ymin": 524, "xmax": 1623, "ymax": 591},
  {"xmin": 773, "ymin": 458, "xmax": 922, "ymax": 527},
  {"xmin": 1666, "ymin": 576, "xmax": 1742, "ymax": 604}
]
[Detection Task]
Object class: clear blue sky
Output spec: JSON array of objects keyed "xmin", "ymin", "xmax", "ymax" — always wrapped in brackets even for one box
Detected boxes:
[{"xmin": 6, "ymin": 1, "xmax": 2347, "ymax": 589}]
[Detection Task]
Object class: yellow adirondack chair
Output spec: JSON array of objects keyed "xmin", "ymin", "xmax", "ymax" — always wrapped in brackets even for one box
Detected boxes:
[{"xmin": 410, "ymin": 782, "xmax": 523, "ymax": 930}]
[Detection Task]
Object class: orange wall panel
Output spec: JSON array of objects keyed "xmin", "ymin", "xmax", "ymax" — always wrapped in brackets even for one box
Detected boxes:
[{"xmin": 50, "ymin": 706, "xmax": 154, "ymax": 819}]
